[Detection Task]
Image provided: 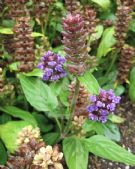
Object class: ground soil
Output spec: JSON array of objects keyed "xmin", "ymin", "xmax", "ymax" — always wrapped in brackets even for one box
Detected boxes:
[{"xmin": 89, "ymin": 96, "xmax": 135, "ymax": 169}]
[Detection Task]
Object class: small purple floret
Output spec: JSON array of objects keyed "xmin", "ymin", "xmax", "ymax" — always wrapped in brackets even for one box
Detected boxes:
[
  {"xmin": 90, "ymin": 95, "xmax": 97, "ymax": 102},
  {"xmin": 48, "ymin": 61, "xmax": 57, "ymax": 66}
]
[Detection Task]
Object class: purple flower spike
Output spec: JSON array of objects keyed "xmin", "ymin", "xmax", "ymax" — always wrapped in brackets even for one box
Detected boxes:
[
  {"xmin": 87, "ymin": 89, "xmax": 121, "ymax": 123},
  {"xmin": 37, "ymin": 51, "xmax": 66, "ymax": 81}
]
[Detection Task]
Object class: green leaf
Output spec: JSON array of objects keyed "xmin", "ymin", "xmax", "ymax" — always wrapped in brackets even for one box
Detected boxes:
[
  {"xmin": 97, "ymin": 27, "xmax": 116, "ymax": 58},
  {"xmin": 129, "ymin": 67, "xmax": 135, "ymax": 102},
  {"xmin": 63, "ymin": 137, "xmax": 88, "ymax": 169},
  {"xmin": 50, "ymin": 80, "xmax": 63, "ymax": 96},
  {"xmin": 0, "ymin": 29, "xmax": 44, "ymax": 37},
  {"xmin": 31, "ymin": 32, "xmax": 44, "ymax": 37},
  {"xmin": 83, "ymin": 120, "xmax": 105, "ymax": 135},
  {"xmin": 0, "ymin": 121, "xmax": 31, "ymax": 153},
  {"xmin": 52, "ymin": 46, "xmax": 65, "ymax": 57},
  {"xmin": 103, "ymin": 122, "xmax": 120, "ymax": 142},
  {"xmin": 43, "ymin": 132, "xmax": 60, "ymax": 145},
  {"xmin": 90, "ymin": 0, "xmax": 111, "ymax": 11},
  {"xmin": 83, "ymin": 120, "xmax": 120, "ymax": 141},
  {"xmin": 0, "ymin": 27, "xmax": 13, "ymax": 34},
  {"xmin": 32, "ymin": 113, "xmax": 53, "ymax": 133},
  {"xmin": 0, "ymin": 106, "xmax": 37, "ymax": 127},
  {"xmin": 26, "ymin": 0, "xmax": 33, "ymax": 6},
  {"xmin": 108, "ymin": 114, "xmax": 125, "ymax": 123},
  {"xmin": 19, "ymin": 75, "xmax": 58, "ymax": 113},
  {"xmin": 9, "ymin": 62, "xmax": 19, "ymax": 71},
  {"xmin": 2, "ymin": 20, "xmax": 15, "ymax": 28},
  {"xmin": 24, "ymin": 69, "xmax": 43, "ymax": 77},
  {"xmin": 50, "ymin": 78, "xmax": 69, "ymax": 96},
  {"xmin": 78, "ymin": 71, "xmax": 100, "ymax": 95},
  {"xmin": 90, "ymin": 25, "xmax": 104, "ymax": 43},
  {"xmin": 60, "ymin": 89, "xmax": 69, "ymax": 106},
  {"xmin": 114, "ymin": 85, "xmax": 125, "ymax": 96},
  {"xmin": 85, "ymin": 135, "xmax": 135, "ymax": 166},
  {"xmin": 0, "ymin": 114, "xmax": 12, "ymax": 124},
  {"xmin": 0, "ymin": 140, "xmax": 7, "ymax": 165},
  {"xmin": 50, "ymin": 78, "xmax": 69, "ymax": 106},
  {"xmin": 129, "ymin": 19, "xmax": 135, "ymax": 32},
  {"xmin": 55, "ymin": 2, "xmax": 65, "ymax": 11},
  {"xmin": 56, "ymin": 23, "xmax": 63, "ymax": 32}
]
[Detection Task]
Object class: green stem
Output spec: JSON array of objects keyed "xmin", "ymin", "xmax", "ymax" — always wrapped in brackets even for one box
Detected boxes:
[
  {"xmin": 41, "ymin": 22, "xmax": 45, "ymax": 35},
  {"xmin": 70, "ymin": 78, "xmax": 80, "ymax": 117},
  {"xmin": 50, "ymin": 22, "xmax": 57, "ymax": 45},
  {"xmin": 105, "ymin": 50, "xmax": 118, "ymax": 76},
  {"xmin": 44, "ymin": 6, "xmax": 52, "ymax": 34},
  {"xmin": 55, "ymin": 118, "xmax": 62, "ymax": 133},
  {"xmin": 64, "ymin": 77, "xmax": 80, "ymax": 134}
]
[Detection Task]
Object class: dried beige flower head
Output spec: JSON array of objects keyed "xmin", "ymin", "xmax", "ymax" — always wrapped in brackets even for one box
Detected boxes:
[
  {"xmin": 17, "ymin": 125, "xmax": 41, "ymax": 146},
  {"xmin": 72, "ymin": 116, "xmax": 86, "ymax": 137},
  {"xmin": 33, "ymin": 145, "xmax": 63, "ymax": 169}
]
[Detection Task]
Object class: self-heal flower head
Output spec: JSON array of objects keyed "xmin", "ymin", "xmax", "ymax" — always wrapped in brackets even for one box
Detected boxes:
[
  {"xmin": 37, "ymin": 51, "xmax": 67, "ymax": 81},
  {"xmin": 87, "ymin": 89, "xmax": 121, "ymax": 123}
]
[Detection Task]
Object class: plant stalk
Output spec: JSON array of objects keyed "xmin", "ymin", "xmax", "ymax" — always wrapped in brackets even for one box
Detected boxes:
[{"xmin": 64, "ymin": 77, "xmax": 80, "ymax": 135}]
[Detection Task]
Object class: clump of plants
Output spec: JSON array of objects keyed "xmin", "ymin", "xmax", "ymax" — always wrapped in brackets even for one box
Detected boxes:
[{"xmin": 0, "ymin": 0, "xmax": 135, "ymax": 169}]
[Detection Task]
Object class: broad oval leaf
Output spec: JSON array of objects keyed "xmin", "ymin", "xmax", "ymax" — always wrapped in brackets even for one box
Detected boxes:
[
  {"xmin": 97, "ymin": 27, "xmax": 116, "ymax": 58},
  {"xmin": 129, "ymin": 67, "xmax": 135, "ymax": 102},
  {"xmin": 19, "ymin": 75, "xmax": 58, "ymax": 113},
  {"xmin": 85, "ymin": 135, "xmax": 135, "ymax": 166},
  {"xmin": 63, "ymin": 137, "xmax": 88, "ymax": 169},
  {"xmin": 0, "ymin": 121, "xmax": 31, "ymax": 153},
  {"xmin": 78, "ymin": 71, "xmax": 100, "ymax": 95},
  {"xmin": 0, "ymin": 106, "xmax": 37, "ymax": 127}
]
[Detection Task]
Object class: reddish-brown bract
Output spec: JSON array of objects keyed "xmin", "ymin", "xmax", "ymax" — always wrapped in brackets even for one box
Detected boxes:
[
  {"xmin": 62, "ymin": 13, "xmax": 88, "ymax": 75},
  {"xmin": 118, "ymin": 45, "xmax": 135, "ymax": 83},
  {"xmin": 115, "ymin": 5, "xmax": 132, "ymax": 49},
  {"xmin": 13, "ymin": 17, "xmax": 35, "ymax": 72}
]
